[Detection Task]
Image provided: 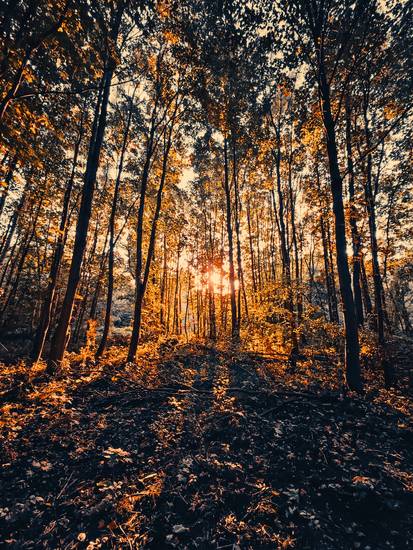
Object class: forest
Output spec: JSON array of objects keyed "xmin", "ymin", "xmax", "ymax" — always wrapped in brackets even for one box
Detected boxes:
[{"xmin": 0, "ymin": 0, "xmax": 413, "ymax": 548}]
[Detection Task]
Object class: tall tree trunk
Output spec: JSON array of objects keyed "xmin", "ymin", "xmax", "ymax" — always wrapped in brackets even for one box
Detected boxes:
[
  {"xmin": 31, "ymin": 111, "xmax": 84, "ymax": 361},
  {"xmin": 160, "ymin": 231, "xmax": 167, "ymax": 327},
  {"xmin": 362, "ymin": 98, "xmax": 385, "ymax": 344},
  {"xmin": 48, "ymin": 61, "xmax": 115, "ymax": 370},
  {"xmin": 345, "ymin": 96, "xmax": 364, "ymax": 326},
  {"xmin": 173, "ymin": 244, "xmax": 181, "ymax": 334},
  {"xmin": 232, "ymin": 139, "xmax": 248, "ymax": 324},
  {"xmin": 362, "ymin": 89, "xmax": 395, "ymax": 387},
  {"xmin": 287, "ymin": 160, "xmax": 302, "ymax": 321},
  {"xmin": 246, "ymin": 197, "xmax": 257, "ymax": 297},
  {"xmin": 223, "ymin": 135, "xmax": 237, "ymax": 339},
  {"xmin": 96, "ymin": 94, "xmax": 134, "ymax": 357},
  {"xmin": 315, "ymin": 162, "xmax": 339, "ymax": 323},
  {"xmin": 273, "ymin": 128, "xmax": 297, "ymax": 356},
  {"xmin": 0, "ymin": 153, "xmax": 17, "ymax": 218},
  {"xmin": 128, "ymin": 113, "xmax": 175, "ymax": 360},
  {"xmin": 318, "ymin": 64, "xmax": 362, "ymax": 392},
  {"xmin": 320, "ymin": 214, "xmax": 335, "ymax": 322}
]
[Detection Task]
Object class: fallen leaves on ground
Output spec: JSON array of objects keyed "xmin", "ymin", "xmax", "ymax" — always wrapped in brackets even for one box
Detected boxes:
[{"xmin": 0, "ymin": 341, "xmax": 413, "ymax": 549}]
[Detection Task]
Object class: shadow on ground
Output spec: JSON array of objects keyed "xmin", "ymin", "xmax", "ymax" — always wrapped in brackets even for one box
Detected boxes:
[{"xmin": 1, "ymin": 343, "xmax": 413, "ymax": 549}]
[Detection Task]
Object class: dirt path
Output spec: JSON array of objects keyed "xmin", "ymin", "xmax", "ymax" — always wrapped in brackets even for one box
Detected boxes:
[{"xmin": 1, "ymin": 344, "xmax": 413, "ymax": 548}]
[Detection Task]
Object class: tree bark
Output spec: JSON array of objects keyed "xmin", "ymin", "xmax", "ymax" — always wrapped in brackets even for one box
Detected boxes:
[
  {"xmin": 48, "ymin": 62, "xmax": 114, "ymax": 370},
  {"xmin": 318, "ymin": 65, "xmax": 363, "ymax": 392},
  {"xmin": 345, "ymin": 97, "xmax": 364, "ymax": 326},
  {"xmin": 128, "ymin": 108, "xmax": 176, "ymax": 360},
  {"xmin": 96, "ymin": 94, "xmax": 134, "ymax": 357},
  {"xmin": 31, "ymin": 111, "xmax": 84, "ymax": 361},
  {"xmin": 223, "ymin": 135, "xmax": 238, "ymax": 339}
]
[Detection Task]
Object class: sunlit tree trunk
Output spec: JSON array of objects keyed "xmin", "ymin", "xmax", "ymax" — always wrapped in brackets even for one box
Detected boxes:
[
  {"xmin": 246, "ymin": 197, "xmax": 257, "ymax": 297},
  {"xmin": 287, "ymin": 152, "xmax": 302, "ymax": 322}
]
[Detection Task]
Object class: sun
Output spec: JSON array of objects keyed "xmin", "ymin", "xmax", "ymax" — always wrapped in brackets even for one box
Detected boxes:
[
  {"xmin": 209, "ymin": 268, "xmax": 222, "ymax": 287},
  {"xmin": 194, "ymin": 266, "xmax": 239, "ymax": 294}
]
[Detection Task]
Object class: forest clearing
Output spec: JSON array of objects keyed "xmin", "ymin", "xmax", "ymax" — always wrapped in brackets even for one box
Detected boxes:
[{"xmin": 1, "ymin": 0, "xmax": 413, "ymax": 548}]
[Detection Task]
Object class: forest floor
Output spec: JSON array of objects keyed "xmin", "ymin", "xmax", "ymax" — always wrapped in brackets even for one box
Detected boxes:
[{"xmin": 1, "ymin": 340, "xmax": 413, "ymax": 549}]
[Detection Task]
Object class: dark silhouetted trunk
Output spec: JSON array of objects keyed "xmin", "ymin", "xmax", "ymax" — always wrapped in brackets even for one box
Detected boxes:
[
  {"xmin": 96, "ymin": 95, "xmax": 134, "ymax": 357},
  {"xmin": 318, "ymin": 64, "xmax": 362, "ymax": 392},
  {"xmin": 0, "ymin": 176, "xmax": 30, "ymax": 266},
  {"xmin": 128, "ymin": 111, "xmax": 175, "ymax": 360},
  {"xmin": 0, "ymin": 153, "xmax": 17, "ymax": 218},
  {"xmin": 48, "ymin": 62, "xmax": 115, "ymax": 370},
  {"xmin": 223, "ymin": 136, "xmax": 238, "ymax": 339},
  {"xmin": 362, "ymin": 89, "xmax": 395, "ymax": 387},
  {"xmin": 345, "ymin": 96, "xmax": 364, "ymax": 326},
  {"xmin": 31, "ymin": 112, "xmax": 84, "ymax": 361},
  {"xmin": 273, "ymin": 126, "xmax": 297, "ymax": 356}
]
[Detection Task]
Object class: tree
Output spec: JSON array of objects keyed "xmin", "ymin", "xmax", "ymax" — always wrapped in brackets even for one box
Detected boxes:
[{"xmin": 49, "ymin": 1, "xmax": 127, "ymax": 370}]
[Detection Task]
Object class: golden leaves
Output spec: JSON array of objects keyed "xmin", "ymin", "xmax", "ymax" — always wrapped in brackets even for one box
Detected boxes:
[
  {"xmin": 158, "ymin": 0, "xmax": 171, "ymax": 18},
  {"xmin": 163, "ymin": 30, "xmax": 179, "ymax": 45},
  {"xmin": 301, "ymin": 121, "xmax": 322, "ymax": 152},
  {"xmin": 383, "ymin": 102, "xmax": 402, "ymax": 121}
]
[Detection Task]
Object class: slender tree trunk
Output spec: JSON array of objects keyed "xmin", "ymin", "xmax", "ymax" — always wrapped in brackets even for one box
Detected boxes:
[
  {"xmin": 128, "ymin": 112, "xmax": 175, "ymax": 360},
  {"xmin": 31, "ymin": 113, "xmax": 84, "ymax": 361},
  {"xmin": 232, "ymin": 139, "xmax": 248, "ymax": 324},
  {"xmin": 223, "ymin": 136, "xmax": 237, "ymax": 339},
  {"xmin": 48, "ymin": 63, "xmax": 114, "ymax": 370},
  {"xmin": 315, "ymin": 162, "xmax": 339, "ymax": 323},
  {"xmin": 184, "ymin": 271, "xmax": 191, "ymax": 340},
  {"xmin": 173, "ymin": 246, "xmax": 181, "ymax": 334},
  {"xmin": 362, "ymin": 102, "xmax": 385, "ymax": 344},
  {"xmin": 160, "ymin": 231, "xmax": 167, "ymax": 327},
  {"xmin": 71, "ymin": 214, "xmax": 102, "ymax": 345},
  {"xmin": 362, "ymin": 91, "xmax": 395, "ymax": 386},
  {"xmin": 1, "ymin": 191, "xmax": 44, "ymax": 322},
  {"xmin": 274, "ymin": 128, "xmax": 297, "ymax": 356},
  {"xmin": 360, "ymin": 257, "xmax": 373, "ymax": 316},
  {"xmin": 246, "ymin": 197, "xmax": 257, "ymax": 297},
  {"xmin": 287, "ymin": 159, "xmax": 302, "ymax": 321},
  {"xmin": 318, "ymin": 64, "xmax": 362, "ymax": 392},
  {"xmin": 345, "ymin": 96, "xmax": 364, "ymax": 326},
  {"xmin": 127, "ymin": 122, "xmax": 156, "ymax": 361},
  {"xmin": 0, "ymin": 176, "xmax": 30, "ymax": 266},
  {"xmin": 320, "ymin": 214, "xmax": 335, "ymax": 322},
  {"xmin": 0, "ymin": 153, "xmax": 17, "ymax": 218},
  {"xmin": 96, "ymin": 93, "xmax": 134, "ymax": 357},
  {"xmin": 325, "ymin": 216, "xmax": 339, "ymax": 322}
]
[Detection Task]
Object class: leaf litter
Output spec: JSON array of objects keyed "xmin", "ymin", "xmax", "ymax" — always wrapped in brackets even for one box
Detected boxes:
[{"xmin": 0, "ymin": 342, "xmax": 412, "ymax": 548}]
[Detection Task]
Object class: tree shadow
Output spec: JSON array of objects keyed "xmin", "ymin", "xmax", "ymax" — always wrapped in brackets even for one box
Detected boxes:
[{"xmin": 0, "ymin": 344, "xmax": 412, "ymax": 549}]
